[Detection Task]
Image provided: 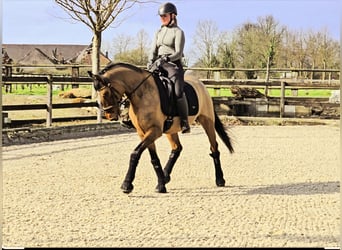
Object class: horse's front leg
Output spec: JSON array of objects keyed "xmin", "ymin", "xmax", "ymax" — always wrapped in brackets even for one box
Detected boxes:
[
  {"xmin": 121, "ymin": 127, "xmax": 163, "ymax": 194},
  {"xmin": 163, "ymin": 133, "xmax": 183, "ymax": 184},
  {"xmin": 121, "ymin": 141, "xmax": 145, "ymax": 193},
  {"xmin": 148, "ymin": 146, "xmax": 167, "ymax": 193}
]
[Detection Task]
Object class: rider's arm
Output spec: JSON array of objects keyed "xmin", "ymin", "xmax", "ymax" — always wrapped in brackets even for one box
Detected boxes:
[{"xmin": 168, "ymin": 28, "xmax": 185, "ymax": 62}]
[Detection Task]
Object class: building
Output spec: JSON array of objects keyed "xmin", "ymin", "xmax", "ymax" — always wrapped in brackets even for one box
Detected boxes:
[{"xmin": 2, "ymin": 44, "xmax": 111, "ymax": 66}]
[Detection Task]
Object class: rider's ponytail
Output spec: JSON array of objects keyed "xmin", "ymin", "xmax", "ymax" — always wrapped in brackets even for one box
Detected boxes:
[{"xmin": 168, "ymin": 13, "xmax": 178, "ymax": 27}]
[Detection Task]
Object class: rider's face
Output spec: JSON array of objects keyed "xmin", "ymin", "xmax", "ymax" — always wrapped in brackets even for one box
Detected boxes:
[{"xmin": 160, "ymin": 13, "xmax": 171, "ymax": 26}]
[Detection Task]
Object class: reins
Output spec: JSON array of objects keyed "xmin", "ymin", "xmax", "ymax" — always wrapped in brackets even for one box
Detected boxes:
[{"xmin": 118, "ymin": 71, "xmax": 153, "ymax": 106}]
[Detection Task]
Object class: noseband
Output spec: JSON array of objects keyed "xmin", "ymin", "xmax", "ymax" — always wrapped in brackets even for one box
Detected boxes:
[{"xmin": 98, "ymin": 84, "xmax": 121, "ymax": 112}]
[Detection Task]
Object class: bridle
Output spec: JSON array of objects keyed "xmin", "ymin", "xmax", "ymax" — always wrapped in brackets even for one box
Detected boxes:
[
  {"xmin": 98, "ymin": 84, "xmax": 121, "ymax": 112},
  {"xmin": 98, "ymin": 71, "xmax": 153, "ymax": 112}
]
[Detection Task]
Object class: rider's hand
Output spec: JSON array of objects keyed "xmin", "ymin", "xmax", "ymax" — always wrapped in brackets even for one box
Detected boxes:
[
  {"xmin": 160, "ymin": 55, "xmax": 170, "ymax": 63},
  {"xmin": 147, "ymin": 56, "xmax": 170, "ymax": 72},
  {"xmin": 155, "ymin": 55, "xmax": 170, "ymax": 67},
  {"xmin": 147, "ymin": 61, "xmax": 153, "ymax": 70}
]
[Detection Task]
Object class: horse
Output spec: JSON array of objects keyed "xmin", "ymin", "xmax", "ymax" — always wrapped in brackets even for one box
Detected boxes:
[{"xmin": 88, "ymin": 62, "xmax": 234, "ymax": 194}]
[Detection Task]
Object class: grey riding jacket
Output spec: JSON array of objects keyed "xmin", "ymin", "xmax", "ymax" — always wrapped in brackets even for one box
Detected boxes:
[{"xmin": 149, "ymin": 25, "xmax": 185, "ymax": 63}]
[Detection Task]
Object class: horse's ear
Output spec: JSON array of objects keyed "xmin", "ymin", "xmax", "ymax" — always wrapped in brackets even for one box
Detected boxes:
[{"xmin": 88, "ymin": 71, "xmax": 105, "ymax": 90}]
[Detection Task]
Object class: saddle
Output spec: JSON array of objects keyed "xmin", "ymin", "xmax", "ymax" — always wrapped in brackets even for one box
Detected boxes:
[{"xmin": 152, "ymin": 71, "xmax": 199, "ymax": 132}]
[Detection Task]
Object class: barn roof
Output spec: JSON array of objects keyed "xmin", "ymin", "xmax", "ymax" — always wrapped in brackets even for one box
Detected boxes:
[{"xmin": 2, "ymin": 44, "xmax": 109, "ymax": 65}]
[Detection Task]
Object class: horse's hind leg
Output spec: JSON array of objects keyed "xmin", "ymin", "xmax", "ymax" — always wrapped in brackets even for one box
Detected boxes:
[
  {"xmin": 164, "ymin": 133, "xmax": 183, "ymax": 184},
  {"xmin": 197, "ymin": 115, "xmax": 225, "ymax": 187},
  {"xmin": 210, "ymin": 150, "xmax": 225, "ymax": 187},
  {"xmin": 148, "ymin": 146, "xmax": 167, "ymax": 193}
]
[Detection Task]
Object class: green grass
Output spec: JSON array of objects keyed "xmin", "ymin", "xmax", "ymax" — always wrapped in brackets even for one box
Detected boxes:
[
  {"xmin": 2, "ymin": 84, "xmax": 92, "ymax": 96},
  {"xmin": 207, "ymin": 88, "xmax": 233, "ymax": 96},
  {"xmin": 3, "ymin": 84, "xmax": 332, "ymax": 98},
  {"xmin": 267, "ymin": 88, "xmax": 332, "ymax": 97},
  {"xmin": 207, "ymin": 87, "xmax": 332, "ymax": 97}
]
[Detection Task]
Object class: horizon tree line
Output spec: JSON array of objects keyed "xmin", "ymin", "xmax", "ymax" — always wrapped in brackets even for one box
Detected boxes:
[{"xmin": 103, "ymin": 15, "xmax": 340, "ymax": 80}]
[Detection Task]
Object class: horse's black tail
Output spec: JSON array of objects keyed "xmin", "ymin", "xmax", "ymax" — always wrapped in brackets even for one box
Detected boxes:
[{"xmin": 214, "ymin": 111, "xmax": 234, "ymax": 153}]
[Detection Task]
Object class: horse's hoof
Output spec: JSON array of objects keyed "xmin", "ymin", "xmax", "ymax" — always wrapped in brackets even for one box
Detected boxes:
[
  {"xmin": 155, "ymin": 184, "xmax": 167, "ymax": 193},
  {"xmin": 216, "ymin": 179, "xmax": 225, "ymax": 187},
  {"xmin": 164, "ymin": 175, "xmax": 171, "ymax": 184},
  {"xmin": 121, "ymin": 182, "xmax": 134, "ymax": 193}
]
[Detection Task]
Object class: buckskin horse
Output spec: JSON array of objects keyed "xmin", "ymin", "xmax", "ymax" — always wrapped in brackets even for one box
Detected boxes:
[{"xmin": 88, "ymin": 62, "xmax": 234, "ymax": 194}]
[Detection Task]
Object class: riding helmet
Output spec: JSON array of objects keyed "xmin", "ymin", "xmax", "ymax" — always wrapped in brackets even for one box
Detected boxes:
[{"xmin": 158, "ymin": 2, "xmax": 177, "ymax": 15}]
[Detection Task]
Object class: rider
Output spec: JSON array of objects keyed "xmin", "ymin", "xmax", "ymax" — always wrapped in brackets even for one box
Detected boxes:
[{"xmin": 148, "ymin": 2, "xmax": 190, "ymax": 133}]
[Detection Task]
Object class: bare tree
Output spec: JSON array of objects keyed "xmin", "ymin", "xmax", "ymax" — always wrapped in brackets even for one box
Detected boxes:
[
  {"xmin": 112, "ymin": 33, "xmax": 134, "ymax": 59},
  {"xmin": 55, "ymin": 0, "xmax": 144, "ymax": 99},
  {"xmin": 135, "ymin": 29, "xmax": 150, "ymax": 65},
  {"xmin": 256, "ymin": 15, "xmax": 285, "ymax": 95},
  {"xmin": 305, "ymin": 28, "xmax": 340, "ymax": 79},
  {"xmin": 216, "ymin": 31, "xmax": 236, "ymax": 78},
  {"xmin": 192, "ymin": 20, "xmax": 221, "ymax": 78},
  {"xmin": 112, "ymin": 29, "xmax": 149, "ymax": 65}
]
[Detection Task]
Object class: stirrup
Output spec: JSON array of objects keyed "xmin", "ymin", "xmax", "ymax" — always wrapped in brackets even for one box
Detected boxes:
[
  {"xmin": 182, "ymin": 126, "xmax": 191, "ymax": 134},
  {"xmin": 181, "ymin": 121, "xmax": 190, "ymax": 133}
]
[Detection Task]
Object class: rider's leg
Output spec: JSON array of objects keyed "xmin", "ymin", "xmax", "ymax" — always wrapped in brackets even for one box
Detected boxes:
[
  {"xmin": 120, "ymin": 99, "xmax": 135, "ymax": 129},
  {"xmin": 175, "ymin": 92, "xmax": 190, "ymax": 133},
  {"xmin": 163, "ymin": 62, "xmax": 190, "ymax": 133},
  {"xmin": 173, "ymin": 73, "xmax": 190, "ymax": 133}
]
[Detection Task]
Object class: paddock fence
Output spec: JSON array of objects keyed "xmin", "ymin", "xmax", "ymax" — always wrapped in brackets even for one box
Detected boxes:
[{"xmin": 2, "ymin": 65, "xmax": 340, "ymax": 128}]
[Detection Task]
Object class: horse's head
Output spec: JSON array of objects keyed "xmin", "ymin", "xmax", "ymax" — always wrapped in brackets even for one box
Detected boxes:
[{"xmin": 88, "ymin": 71, "xmax": 121, "ymax": 121}]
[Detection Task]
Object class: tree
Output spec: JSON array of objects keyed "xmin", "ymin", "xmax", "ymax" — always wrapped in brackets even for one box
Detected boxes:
[
  {"xmin": 305, "ymin": 28, "xmax": 340, "ymax": 79},
  {"xmin": 216, "ymin": 31, "xmax": 236, "ymax": 78},
  {"xmin": 135, "ymin": 29, "xmax": 150, "ymax": 65},
  {"xmin": 111, "ymin": 29, "xmax": 150, "ymax": 65},
  {"xmin": 233, "ymin": 15, "xmax": 285, "ymax": 87},
  {"xmin": 55, "ymin": 0, "xmax": 143, "ymax": 100},
  {"xmin": 112, "ymin": 33, "xmax": 134, "ymax": 59},
  {"xmin": 256, "ymin": 15, "xmax": 285, "ymax": 95},
  {"xmin": 192, "ymin": 20, "xmax": 221, "ymax": 78},
  {"xmin": 234, "ymin": 22, "xmax": 260, "ymax": 79}
]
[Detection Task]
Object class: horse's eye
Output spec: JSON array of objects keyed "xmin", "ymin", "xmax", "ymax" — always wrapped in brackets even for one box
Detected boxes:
[{"xmin": 104, "ymin": 91, "xmax": 111, "ymax": 99}]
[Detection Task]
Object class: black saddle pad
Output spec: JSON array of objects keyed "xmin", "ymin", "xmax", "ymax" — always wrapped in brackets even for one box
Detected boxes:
[{"xmin": 153, "ymin": 74, "xmax": 199, "ymax": 117}]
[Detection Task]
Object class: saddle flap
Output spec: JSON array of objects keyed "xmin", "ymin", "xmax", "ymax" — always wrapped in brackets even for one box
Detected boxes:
[
  {"xmin": 153, "ymin": 73, "xmax": 199, "ymax": 117},
  {"xmin": 159, "ymin": 75, "xmax": 173, "ymax": 97}
]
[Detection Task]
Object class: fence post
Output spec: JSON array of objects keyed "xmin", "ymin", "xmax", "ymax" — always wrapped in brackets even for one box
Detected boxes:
[
  {"xmin": 280, "ymin": 81, "xmax": 285, "ymax": 118},
  {"xmin": 46, "ymin": 75, "xmax": 53, "ymax": 127},
  {"xmin": 213, "ymin": 71, "xmax": 221, "ymax": 96},
  {"xmin": 4, "ymin": 66, "xmax": 13, "ymax": 93},
  {"xmin": 5, "ymin": 65, "xmax": 12, "ymax": 76},
  {"xmin": 71, "ymin": 66, "xmax": 80, "ymax": 89}
]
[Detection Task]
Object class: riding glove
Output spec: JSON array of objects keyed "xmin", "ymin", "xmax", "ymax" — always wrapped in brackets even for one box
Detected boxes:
[{"xmin": 155, "ymin": 55, "xmax": 170, "ymax": 67}]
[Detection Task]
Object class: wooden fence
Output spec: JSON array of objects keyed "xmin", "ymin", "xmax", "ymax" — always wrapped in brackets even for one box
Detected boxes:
[{"xmin": 2, "ymin": 65, "xmax": 340, "ymax": 127}]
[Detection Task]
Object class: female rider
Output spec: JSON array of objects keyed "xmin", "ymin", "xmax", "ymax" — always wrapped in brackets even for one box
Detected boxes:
[{"xmin": 148, "ymin": 2, "xmax": 190, "ymax": 133}]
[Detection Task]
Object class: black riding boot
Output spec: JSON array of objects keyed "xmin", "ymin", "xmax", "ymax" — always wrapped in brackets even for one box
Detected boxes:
[{"xmin": 176, "ymin": 93, "xmax": 190, "ymax": 133}]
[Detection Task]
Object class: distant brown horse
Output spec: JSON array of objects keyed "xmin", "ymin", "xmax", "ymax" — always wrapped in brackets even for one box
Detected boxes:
[{"xmin": 88, "ymin": 62, "xmax": 234, "ymax": 194}]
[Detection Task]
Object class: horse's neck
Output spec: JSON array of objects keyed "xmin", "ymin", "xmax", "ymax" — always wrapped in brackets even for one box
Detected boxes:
[
  {"xmin": 128, "ymin": 75, "xmax": 157, "ymax": 106},
  {"xmin": 108, "ymin": 69, "xmax": 141, "ymax": 96},
  {"xmin": 124, "ymin": 71, "xmax": 154, "ymax": 98}
]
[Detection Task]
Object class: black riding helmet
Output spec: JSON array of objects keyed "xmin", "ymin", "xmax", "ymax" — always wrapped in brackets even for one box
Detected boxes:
[{"xmin": 158, "ymin": 2, "xmax": 177, "ymax": 15}]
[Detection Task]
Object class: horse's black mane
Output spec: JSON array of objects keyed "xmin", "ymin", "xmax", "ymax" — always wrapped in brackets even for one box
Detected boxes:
[{"xmin": 99, "ymin": 62, "xmax": 144, "ymax": 75}]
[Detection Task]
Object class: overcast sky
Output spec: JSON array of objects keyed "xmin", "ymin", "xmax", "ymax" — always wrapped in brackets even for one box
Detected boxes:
[{"xmin": 3, "ymin": 0, "xmax": 341, "ymax": 53}]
